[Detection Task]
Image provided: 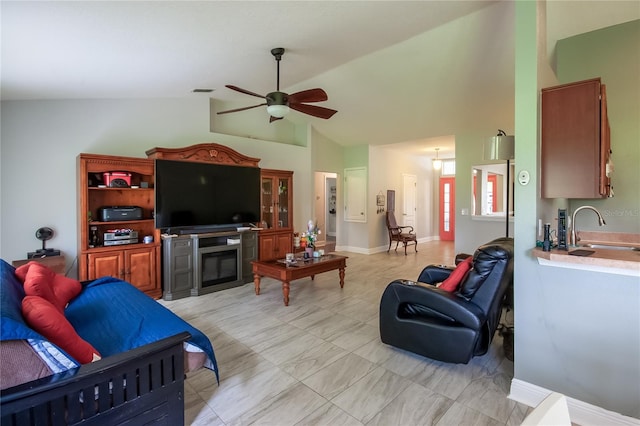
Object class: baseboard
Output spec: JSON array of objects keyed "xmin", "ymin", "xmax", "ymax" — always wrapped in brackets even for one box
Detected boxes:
[
  {"xmin": 336, "ymin": 236, "xmax": 439, "ymax": 256},
  {"xmin": 509, "ymin": 379, "xmax": 640, "ymax": 425},
  {"xmin": 335, "ymin": 245, "xmax": 371, "ymax": 254}
]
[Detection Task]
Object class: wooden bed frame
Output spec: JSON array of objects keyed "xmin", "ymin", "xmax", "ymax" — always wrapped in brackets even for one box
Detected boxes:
[{"xmin": 1, "ymin": 332, "xmax": 190, "ymax": 426}]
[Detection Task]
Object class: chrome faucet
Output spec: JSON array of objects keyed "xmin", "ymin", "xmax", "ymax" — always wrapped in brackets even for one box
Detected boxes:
[{"xmin": 570, "ymin": 205, "xmax": 606, "ymax": 246}]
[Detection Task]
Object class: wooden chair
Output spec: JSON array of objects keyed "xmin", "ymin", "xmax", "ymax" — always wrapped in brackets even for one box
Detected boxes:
[{"xmin": 385, "ymin": 211, "xmax": 417, "ymax": 255}]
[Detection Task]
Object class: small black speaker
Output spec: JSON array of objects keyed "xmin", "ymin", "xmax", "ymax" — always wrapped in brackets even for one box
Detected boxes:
[{"xmin": 543, "ymin": 223, "xmax": 551, "ymax": 252}]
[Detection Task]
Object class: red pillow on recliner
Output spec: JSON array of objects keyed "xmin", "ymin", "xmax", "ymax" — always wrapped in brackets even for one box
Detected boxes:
[
  {"xmin": 18, "ymin": 262, "xmax": 81, "ymax": 313},
  {"xmin": 438, "ymin": 256, "xmax": 473, "ymax": 292},
  {"xmin": 21, "ymin": 296, "xmax": 101, "ymax": 364}
]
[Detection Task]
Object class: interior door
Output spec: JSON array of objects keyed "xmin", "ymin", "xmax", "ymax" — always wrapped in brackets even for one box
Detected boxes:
[
  {"xmin": 402, "ymin": 174, "xmax": 417, "ymax": 229},
  {"xmin": 439, "ymin": 177, "xmax": 455, "ymax": 241},
  {"xmin": 344, "ymin": 167, "xmax": 367, "ymax": 222}
]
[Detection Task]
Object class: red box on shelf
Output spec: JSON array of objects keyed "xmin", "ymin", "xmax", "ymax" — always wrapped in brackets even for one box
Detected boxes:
[{"xmin": 103, "ymin": 172, "xmax": 131, "ymax": 187}]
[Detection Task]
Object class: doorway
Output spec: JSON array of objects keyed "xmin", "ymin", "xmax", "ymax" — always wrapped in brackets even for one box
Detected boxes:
[
  {"xmin": 314, "ymin": 172, "xmax": 337, "ymax": 250},
  {"xmin": 439, "ymin": 176, "xmax": 455, "ymax": 241}
]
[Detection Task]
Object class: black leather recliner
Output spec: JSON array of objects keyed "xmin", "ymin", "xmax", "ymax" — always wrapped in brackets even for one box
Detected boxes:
[{"xmin": 379, "ymin": 237, "xmax": 514, "ymax": 364}]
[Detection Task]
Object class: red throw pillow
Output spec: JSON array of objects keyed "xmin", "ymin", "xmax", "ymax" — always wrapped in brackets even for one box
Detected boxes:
[
  {"xmin": 438, "ymin": 257, "xmax": 473, "ymax": 292},
  {"xmin": 22, "ymin": 296, "xmax": 101, "ymax": 364},
  {"xmin": 21, "ymin": 262, "xmax": 81, "ymax": 313}
]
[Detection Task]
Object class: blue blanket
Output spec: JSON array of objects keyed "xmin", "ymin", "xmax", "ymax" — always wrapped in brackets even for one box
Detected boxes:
[
  {"xmin": 0, "ymin": 261, "xmax": 40, "ymax": 341},
  {"xmin": 65, "ymin": 277, "xmax": 218, "ymax": 380}
]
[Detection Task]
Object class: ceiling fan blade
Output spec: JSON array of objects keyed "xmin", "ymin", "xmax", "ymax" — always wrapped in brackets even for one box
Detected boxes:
[
  {"xmin": 289, "ymin": 103, "xmax": 338, "ymax": 119},
  {"xmin": 269, "ymin": 115, "xmax": 283, "ymax": 123},
  {"xmin": 288, "ymin": 88, "xmax": 328, "ymax": 104},
  {"xmin": 217, "ymin": 103, "xmax": 266, "ymax": 115},
  {"xmin": 225, "ymin": 85, "xmax": 266, "ymax": 99}
]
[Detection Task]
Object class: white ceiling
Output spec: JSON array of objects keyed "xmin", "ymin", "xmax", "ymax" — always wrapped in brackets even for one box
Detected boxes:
[{"xmin": 2, "ymin": 1, "xmax": 638, "ymax": 157}]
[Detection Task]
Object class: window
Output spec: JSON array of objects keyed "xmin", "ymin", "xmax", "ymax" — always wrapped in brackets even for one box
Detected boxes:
[{"xmin": 442, "ymin": 160, "xmax": 456, "ymax": 176}]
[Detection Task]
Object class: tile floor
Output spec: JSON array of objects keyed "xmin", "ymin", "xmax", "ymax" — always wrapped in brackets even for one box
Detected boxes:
[{"xmin": 160, "ymin": 240, "xmax": 529, "ymax": 425}]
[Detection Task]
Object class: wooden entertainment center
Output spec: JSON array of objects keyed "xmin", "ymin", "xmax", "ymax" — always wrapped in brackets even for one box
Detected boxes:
[
  {"xmin": 77, "ymin": 153, "xmax": 161, "ymax": 298},
  {"xmin": 76, "ymin": 143, "xmax": 294, "ymax": 299}
]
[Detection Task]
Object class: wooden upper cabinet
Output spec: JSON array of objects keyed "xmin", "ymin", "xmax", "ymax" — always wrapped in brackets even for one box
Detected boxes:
[{"xmin": 541, "ymin": 78, "xmax": 612, "ymax": 199}]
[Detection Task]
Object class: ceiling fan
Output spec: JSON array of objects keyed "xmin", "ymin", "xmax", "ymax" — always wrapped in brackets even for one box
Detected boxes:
[{"xmin": 217, "ymin": 48, "xmax": 338, "ymax": 123}]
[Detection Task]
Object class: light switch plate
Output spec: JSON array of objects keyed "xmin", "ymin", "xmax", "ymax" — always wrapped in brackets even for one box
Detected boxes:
[{"xmin": 518, "ymin": 170, "xmax": 530, "ymax": 186}]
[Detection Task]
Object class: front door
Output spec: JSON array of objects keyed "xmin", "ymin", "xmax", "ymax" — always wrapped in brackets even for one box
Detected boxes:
[{"xmin": 439, "ymin": 177, "xmax": 455, "ymax": 241}]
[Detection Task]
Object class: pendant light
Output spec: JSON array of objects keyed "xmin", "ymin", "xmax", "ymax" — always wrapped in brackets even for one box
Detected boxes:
[{"xmin": 432, "ymin": 148, "xmax": 442, "ymax": 170}]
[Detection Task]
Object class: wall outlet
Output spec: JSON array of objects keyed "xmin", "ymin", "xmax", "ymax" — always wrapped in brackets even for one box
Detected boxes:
[{"xmin": 461, "ymin": 208, "xmax": 469, "ymax": 216}]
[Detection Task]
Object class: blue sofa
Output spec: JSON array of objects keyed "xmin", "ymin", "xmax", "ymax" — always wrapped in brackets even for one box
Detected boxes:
[{"xmin": 0, "ymin": 259, "xmax": 218, "ymax": 425}]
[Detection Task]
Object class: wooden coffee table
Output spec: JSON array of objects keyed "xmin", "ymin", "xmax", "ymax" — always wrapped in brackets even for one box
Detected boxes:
[{"xmin": 252, "ymin": 254, "xmax": 348, "ymax": 306}]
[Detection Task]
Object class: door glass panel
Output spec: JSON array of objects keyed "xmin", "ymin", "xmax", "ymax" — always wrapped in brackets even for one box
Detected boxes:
[
  {"xmin": 444, "ymin": 183, "xmax": 450, "ymax": 232},
  {"xmin": 261, "ymin": 178, "xmax": 273, "ymax": 228},
  {"xmin": 278, "ymin": 178, "xmax": 289, "ymax": 228}
]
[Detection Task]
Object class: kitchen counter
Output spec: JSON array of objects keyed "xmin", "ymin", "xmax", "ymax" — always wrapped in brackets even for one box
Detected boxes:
[{"xmin": 532, "ymin": 232, "xmax": 640, "ymax": 276}]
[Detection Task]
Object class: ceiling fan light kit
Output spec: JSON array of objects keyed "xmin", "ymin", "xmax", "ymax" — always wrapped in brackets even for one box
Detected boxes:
[
  {"xmin": 217, "ymin": 47, "xmax": 337, "ymax": 122},
  {"xmin": 266, "ymin": 104, "xmax": 290, "ymax": 118}
]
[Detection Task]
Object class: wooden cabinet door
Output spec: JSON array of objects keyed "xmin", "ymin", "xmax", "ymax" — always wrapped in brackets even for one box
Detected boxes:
[
  {"xmin": 275, "ymin": 233, "xmax": 293, "ymax": 259},
  {"xmin": 125, "ymin": 247, "xmax": 157, "ymax": 294},
  {"xmin": 260, "ymin": 170, "xmax": 293, "ymax": 231},
  {"xmin": 541, "ymin": 78, "xmax": 607, "ymax": 198},
  {"xmin": 88, "ymin": 251, "xmax": 124, "ymax": 280},
  {"xmin": 259, "ymin": 234, "xmax": 276, "ymax": 261},
  {"xmin": 259, "ymin": 232, "xmax": 292, "ymax": 261}
]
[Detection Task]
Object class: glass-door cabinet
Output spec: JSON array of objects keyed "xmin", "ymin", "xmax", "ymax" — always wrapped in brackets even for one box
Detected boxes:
[
  {"xmin": 259, "ymin": 169, "xmax": 293, "ymax": 261},
  {"xmin": 260, "ymin": 170, "xmax": 293, "ymax": 230}
]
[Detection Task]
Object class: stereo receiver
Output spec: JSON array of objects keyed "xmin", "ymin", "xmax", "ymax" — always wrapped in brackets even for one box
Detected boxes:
[{"xmin": 104, "ymin": 230, "xmax": 138, "ymax": 241}]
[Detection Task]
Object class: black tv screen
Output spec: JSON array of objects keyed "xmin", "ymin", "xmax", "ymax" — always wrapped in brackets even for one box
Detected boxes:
[{"xmin": 155, "ymin": 159, "xmax": 260, "ymax": 231}]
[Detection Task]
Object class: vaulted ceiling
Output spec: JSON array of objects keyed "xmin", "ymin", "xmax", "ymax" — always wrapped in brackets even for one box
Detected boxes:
[{"xmin": 2, "ymin": 1, "xmax": 637, "ymax": 156}]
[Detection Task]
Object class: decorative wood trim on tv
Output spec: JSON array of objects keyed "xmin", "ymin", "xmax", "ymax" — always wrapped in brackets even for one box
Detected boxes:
[{"xmin": 146, "ymin": 143, "xmax": 261, "ymax": 167}]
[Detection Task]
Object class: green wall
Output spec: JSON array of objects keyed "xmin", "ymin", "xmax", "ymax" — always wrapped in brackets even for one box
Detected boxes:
[
  {"xmin": 512, "ymin": 8, "xmax": 640, "ymax": 418},
  {"xmin": 557, "ymin": 20, "xmax": 640, "ymax": 232},
  {"xmin": 343, "ymin": 145, "xmax": 368, "ymax": 169}
]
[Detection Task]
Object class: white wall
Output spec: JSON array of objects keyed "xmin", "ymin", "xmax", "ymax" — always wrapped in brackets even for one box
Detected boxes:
[
  {"xmin": 368, "ymin": 145, "xmax": 436, "ymax": 252},
  {"xmin": 0, "ymin": 98, "xmax": 312, "ymax": 276}
]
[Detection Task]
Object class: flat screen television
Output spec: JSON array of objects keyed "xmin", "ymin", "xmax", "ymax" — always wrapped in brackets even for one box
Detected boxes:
[{"xmin": 154, "ymin": 159, "xmax": 260, "ymax": 232}]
